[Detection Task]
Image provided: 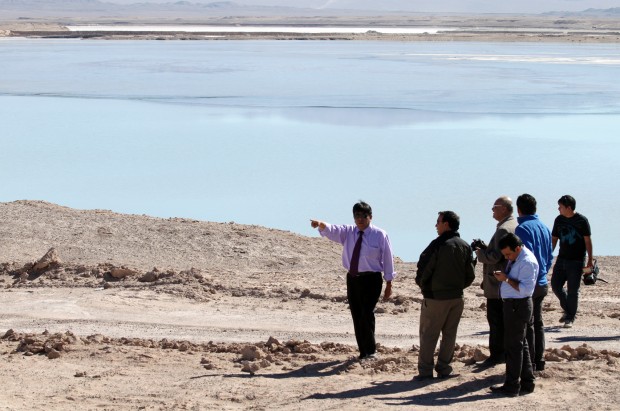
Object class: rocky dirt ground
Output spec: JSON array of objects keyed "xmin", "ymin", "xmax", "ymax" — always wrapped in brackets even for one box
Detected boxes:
[{"xmin": 1, "ymin": 200, "xmax": 619, "ymax": 410}]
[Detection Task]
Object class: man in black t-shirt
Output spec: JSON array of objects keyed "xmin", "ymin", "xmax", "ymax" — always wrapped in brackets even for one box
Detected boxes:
[{"xmin": 551, "ymin": 195, "xmax": 593, "ymax": 328}]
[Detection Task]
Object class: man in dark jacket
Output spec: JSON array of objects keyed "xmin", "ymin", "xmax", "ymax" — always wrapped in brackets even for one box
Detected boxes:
[{"xmin": 414, "ymin": 211, "xmax": 476, "ymax": 380}]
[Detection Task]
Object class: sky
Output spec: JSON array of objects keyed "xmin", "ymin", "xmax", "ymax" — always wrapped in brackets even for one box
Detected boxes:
[{"xmin": 104, "ymin": 0, "xmax": 620, "ymax": 14}]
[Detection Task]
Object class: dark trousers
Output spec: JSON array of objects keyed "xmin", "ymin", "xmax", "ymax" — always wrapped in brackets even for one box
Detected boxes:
[
  {"xmin": 551, "ymin": 258, "xmax": 583, "ymax": 322},
  {"xmin": 347, "ymin": 272, "xmax": 383, "ymax": 357},
  {"xmin": 503, "ymin": 297, "xmax": 535, "ymax": 389},
  {"xmin": 526, "ymin": 284, "xmax": 548, "ymax": 368},
  {"xmin": 486, "ymin": 298, "xmax": 505, "ymax": 360}
]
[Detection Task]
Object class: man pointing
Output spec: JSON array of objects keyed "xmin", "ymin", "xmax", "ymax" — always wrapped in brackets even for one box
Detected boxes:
[{"xmin": 311, "ymin": 200, "xmax": 395, "ymax": 360}]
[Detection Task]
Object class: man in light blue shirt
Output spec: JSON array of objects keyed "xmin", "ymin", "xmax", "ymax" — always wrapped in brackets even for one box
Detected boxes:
[
  {"xmin": 311, "ymin": 201, "xmax": 395, "ymax": 360},
  {"xmin": 490, "ymin": 233, "xmax": 537, "ymax": 397}
]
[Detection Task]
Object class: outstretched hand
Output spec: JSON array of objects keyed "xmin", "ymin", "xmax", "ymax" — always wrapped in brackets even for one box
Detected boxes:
[{"xmin": 310, "ymin": 219, "xmax": 326, "ymax": 230}]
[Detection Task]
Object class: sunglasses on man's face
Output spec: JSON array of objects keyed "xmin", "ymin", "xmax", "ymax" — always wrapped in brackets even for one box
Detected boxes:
[{"xmin": 353, "ymin": 213, "xmax": 370, "ymax": 220}]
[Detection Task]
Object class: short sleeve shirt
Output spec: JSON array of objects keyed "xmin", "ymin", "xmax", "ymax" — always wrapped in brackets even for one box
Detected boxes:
[{"xmin": 552, "ymin": 213, "xmax": 591, "ymax": 261}]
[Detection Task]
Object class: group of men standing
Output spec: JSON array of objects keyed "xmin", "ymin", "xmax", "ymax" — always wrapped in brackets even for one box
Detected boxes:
[{"xmin": 310, "ymin": 194, "xmax": 593, "ymax": 397}]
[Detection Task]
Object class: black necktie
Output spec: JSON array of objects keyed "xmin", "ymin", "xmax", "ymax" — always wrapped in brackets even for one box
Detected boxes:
[{"xmin": 350, "ymin": 231, "xmax": 363, "ymax": 275}]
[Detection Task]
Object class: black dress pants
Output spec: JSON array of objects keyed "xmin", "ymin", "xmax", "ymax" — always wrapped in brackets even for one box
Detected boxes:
[
  {"xmin": 526, "ymin": 284, "xmax": 548, "ymax": 369},
  {"xmin": 347, "ymin": 272, "xmax": 383, "ymax": 357},
  {"xmin": 503, "ymin": 297, "xmax": 535, "ymax": 389},
  {"xmin": 486, "ymin": 298, "xmax": 505, "ymax": 360}
]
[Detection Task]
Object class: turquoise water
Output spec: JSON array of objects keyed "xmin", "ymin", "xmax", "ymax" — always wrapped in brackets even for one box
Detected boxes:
[{"xmin": 1, "ymin": 39, "xmax": 619, "ymax": 261}]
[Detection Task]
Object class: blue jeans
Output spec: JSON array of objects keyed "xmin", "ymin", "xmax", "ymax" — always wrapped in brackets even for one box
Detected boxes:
[{"xmin": 551, "ymin": 258, "xmax": 583, "ymax": 322}]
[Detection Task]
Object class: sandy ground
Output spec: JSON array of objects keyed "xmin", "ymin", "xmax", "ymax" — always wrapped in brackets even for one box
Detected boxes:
[{"xmin": 0, "ymin": 200, "xmax": 619, "ymax": 410}]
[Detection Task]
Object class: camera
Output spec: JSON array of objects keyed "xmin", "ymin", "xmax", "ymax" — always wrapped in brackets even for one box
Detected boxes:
[
  {"xmin": 582, "ymin": 260, "xmax": 600, "ymax": 285},
  {"xmin": 470, "ymin": 238, "xmax": 487, "ymax": 250}
]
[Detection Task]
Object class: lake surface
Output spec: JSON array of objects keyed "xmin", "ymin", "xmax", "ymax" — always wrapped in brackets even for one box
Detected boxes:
[{"xmin": 1, "ymin": 38, "xmax": 619, "ymax": 261}]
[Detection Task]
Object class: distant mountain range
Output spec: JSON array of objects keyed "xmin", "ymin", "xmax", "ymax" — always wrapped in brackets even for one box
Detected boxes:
[
  {"xmin": 1, "ymin": 0, "xmax": 619, "ymax": 18},
  {"xmin": 543, "ymin": 7, "xmax": 620, "ymax": 17},
  {"xmin": 0, "ymin": 0, "xmax": 326, "ymax": 19}
]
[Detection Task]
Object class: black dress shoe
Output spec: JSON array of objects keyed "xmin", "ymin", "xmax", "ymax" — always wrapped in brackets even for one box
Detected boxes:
[
  {"xmin": 437, "ymin": 372, "xmax": 460, "ymax": 379},
  {"xmin": 490, "ymin": 385, "xmax": 519, "ymax": 397},
  {"xmin": 520, "ymin": 383, "xmax": 535, "ymax": 395},
  {"xmin": 479, "ymin": 357, "xmax": 504, "ymax": 367},
  {"xmin": 534, "ymin": 361, "xmax": 545, "ymax": 371},
  {"xmin": 413, "ymin": 374, "xmax": 434, "ymax": 382}
]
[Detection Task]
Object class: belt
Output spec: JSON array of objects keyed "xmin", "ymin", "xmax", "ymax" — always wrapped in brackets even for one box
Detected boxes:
[
  {"xmin": 347, "ymin": 271, "xmax": 380, "ymax": 278},
  {"xmin": 501, "ymin": 297, "xmax": 530, "ymax": 302}
]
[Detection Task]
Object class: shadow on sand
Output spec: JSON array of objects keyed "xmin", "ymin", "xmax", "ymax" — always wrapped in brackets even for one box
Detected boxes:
[{"xmin": 303, "ymin": 374, "xmax": 502, "ymax": 406}]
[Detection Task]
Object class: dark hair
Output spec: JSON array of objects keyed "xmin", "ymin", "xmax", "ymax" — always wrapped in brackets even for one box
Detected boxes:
[
  {"xmin": 498, "ymin": 233, "xmax": 523, "ymax": 251},
  {"xmin": 353, "ymin": 201, "xmax": 372, "ymax": 217},
  {"xmin": 558, "ymin": 195, "xmax": 576, "ymax": 210},
  {"xmin": 516, "ymin": 193, "xmax": 537, "ymax": 215},
  {"xmin": 439, "ymin": 211, "xmax": 460, "ymax": 231}
]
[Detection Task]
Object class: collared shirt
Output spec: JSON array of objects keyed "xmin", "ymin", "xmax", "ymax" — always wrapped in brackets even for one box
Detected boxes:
[
  {"xmin": 320, "ymin": 223, "xmax": 396, "ymax": 281},
  {"xmin": 516, "ymin": 214, "xmax": 554, "ymax": 286},
  {"xmin": 499, "ymin": 246, "xmax": 538, "ymax": 299}
]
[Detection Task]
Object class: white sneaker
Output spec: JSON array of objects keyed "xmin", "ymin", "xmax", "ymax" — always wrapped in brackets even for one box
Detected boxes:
[{"xmin": 563, "ymin": 320, "xmax": 574, "ymax": 328}]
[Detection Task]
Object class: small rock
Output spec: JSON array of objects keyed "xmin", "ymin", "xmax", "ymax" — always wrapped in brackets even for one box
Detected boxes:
[
  {"xmin": 139, "ymin": 272, "xmax": 159, "ymax": 282},
  {"xmin": 241, "ymin": 361, "xmax": 260, "ymax": 374},
  {"xmin": 241, "ymin": 345, "xmax": 265, "ymax": 361},
  {"xmin": 110, "ymin": 268, "xmax": 135, "ymax": 279},
  {"xmin": 1, "ymin": 329, "xmax": 15, "ymax": 340},
  {"xmin": 473, "ymin": 347, "xmax": 489, "ymax": 362},
  {"xmin": 34, "ymin": 248, "xmax": 62, "ymax": 272},
  {"xmin": 266, "ymin": 336, "xmax": 281, "ymax": 346}
]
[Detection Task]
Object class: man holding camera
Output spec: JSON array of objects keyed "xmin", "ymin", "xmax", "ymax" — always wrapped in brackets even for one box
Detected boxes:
[
  {"xmin": 551, "ymin": 195, "xmax": 594, "ymax": 329},
  {"xmin": 473, "ymin": 196, "xmax": 517, "ymax": 367}
]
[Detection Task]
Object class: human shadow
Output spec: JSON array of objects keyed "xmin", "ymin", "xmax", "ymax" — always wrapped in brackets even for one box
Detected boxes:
[
  {"xmin": 304, "ymin": 374, "xmax": 502, "ymax": 406},
  {"xmin": 554, "ymin": 335, "xmax": 620, "ymax": 343},
  {"xmin": 468, "ymin": 361, "xmax": 504, "ymax": 374},
  {"xmin": 545, "ymin": 325, "xmax": 569, "ymax": 334},
  {"xmin": 214, "ymin": 359, "xmax": 357, "ymax": 380}
]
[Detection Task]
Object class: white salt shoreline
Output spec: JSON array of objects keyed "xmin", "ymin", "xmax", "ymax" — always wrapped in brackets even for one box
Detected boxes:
[{"xmin": 66, "ymin": 25, "xmax": 457, "ymax": 34}]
